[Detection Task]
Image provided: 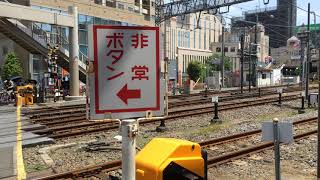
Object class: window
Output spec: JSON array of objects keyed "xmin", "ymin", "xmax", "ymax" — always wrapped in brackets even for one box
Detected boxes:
[
  {"xmin": 246, "ymin": 74, "xmax": 251, "ymax": 81},
  {"xmin": 128, "ymin": 7, "xmax": 134, "ymax": 12},
  {"xmin": 94, "ymin": 17, "xmax": 102, "ymax": 24},
  {"xmin": 94, "ymin": 0, "xmax": 102, "ymax": 5},
  {"xmin": 262, "ymin": 74, "xmax": 267, "ymax": 79},
  {"xmin": 224, "ymin": 47, "xmax": 228, "ymax": 52},
  {"xmin": 79, "ymin": 14, "xmax": 86, "ymax": 24},
  {"xmin": 79, "ymin": 30, "xmax": 88, "ymax": 44},
  {"xmin": 118, "ymin": 3, "xmax": 125, "ymax": 10},
  {"xmin": 231, "ymin": 47, "xmax": 236, "ymax": 52},
  {"xmin": 80, "ymin": 45, "xmax": 88, "ymax": 56},
  {"xmin": 216, "ymin": 47, "xmax": 221, "ymax": 52},
  {"xmin": 86, "ymin": 16, "xmax": 94, "ymax": 24},
  {"xmin": 151, "ymin": 2, "xmax": 155, "ymax": 7}
]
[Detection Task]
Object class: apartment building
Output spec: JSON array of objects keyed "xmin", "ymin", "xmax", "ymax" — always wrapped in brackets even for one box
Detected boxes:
[{"xmin": 165, "ymin": 13, "xmax": 223, "ymax": 85}]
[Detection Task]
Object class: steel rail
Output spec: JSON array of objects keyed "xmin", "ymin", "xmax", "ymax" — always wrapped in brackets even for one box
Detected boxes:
[
  {"xmin": 42, "ymin": 95, "xmax": 299, "ymax": 139},
  {"xmin": 32, "ymin": 118, "xmax": 317, "ymax": 179}
]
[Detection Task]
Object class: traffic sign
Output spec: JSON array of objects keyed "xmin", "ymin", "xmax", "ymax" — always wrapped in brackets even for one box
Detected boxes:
[{"xmin": 88, "ymin": 25, "xmax": 164, "ymax": 119}]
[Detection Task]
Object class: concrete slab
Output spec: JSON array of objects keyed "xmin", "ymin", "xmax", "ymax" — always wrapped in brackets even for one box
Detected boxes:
[
  {"xmin": 0, "ymin": 146, "xmax": 15, "ymax": 179},
  {"xmin": 0, "ymin": 110, "xmax": 54, "ymax": 148},
  {"xmin": 0, "ymin": 133, "xmax": 54, "ymax": 148}
]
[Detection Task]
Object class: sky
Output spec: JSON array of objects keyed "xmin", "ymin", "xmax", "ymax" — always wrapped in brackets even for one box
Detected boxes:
[{"xmin": 226, "ymin": 0, "xmax": 320, "ymax": 25}]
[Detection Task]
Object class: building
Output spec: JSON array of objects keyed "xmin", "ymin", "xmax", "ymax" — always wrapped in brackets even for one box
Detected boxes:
[
  {"xmin": 256, "ymin": 64, "xmax": 284, "ymax": 87},
  {"xmin": 231, "ymin": 0, "xmax": 297, "ymax": 48},
  {"xmin": 165, "ymin": 13, "xmax": 223, "ymax": 85},
  {"xmin": 0, "ymin": 0, "xmax": 155, "ymax": 83},
  {"xmin": 271, "ymin": 36, "xmax": 319, "ymax": 84},
  {"xmin": 211, "ymin": 24, "xmax": 269, "ymax": 86}
]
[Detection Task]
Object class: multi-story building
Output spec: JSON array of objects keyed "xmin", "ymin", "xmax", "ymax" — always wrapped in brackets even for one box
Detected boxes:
[
  {"xmin": 211, "ymin": 24, "xmax": 269, "ymax": 86},
  {"xmin": 231, "ymin": 0, "xmax": 297, "ymax": 48},
  {"xmin": 0, "ymin": 0, "xmax": 155, "ymax": 82},
  {"xmin": 165, "ymin": 13, "xmax": 223, "ymax": 85},
  {"xmin": 271, "ymin": 36, "xmax": 319, "ymax": 83}
]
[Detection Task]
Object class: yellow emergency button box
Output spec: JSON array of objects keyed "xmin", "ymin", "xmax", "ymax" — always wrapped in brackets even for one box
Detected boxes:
[{"xmin": 136, "ymin": 138, "xmax": 207, "ymax": 180}]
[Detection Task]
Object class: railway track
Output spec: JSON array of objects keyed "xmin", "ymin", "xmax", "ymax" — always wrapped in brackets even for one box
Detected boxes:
[
  {"xmin": 168, "ymin": 83, "xmax": 300, "ymax": 100},
  {"xmin": 25, "ymin": 86, "xmax": 309, "ymax": 126},
  {"xmin": 32, "ymin": 117, "xmax": 318, "ymax": 180},
  {"xmin": 31, "ymin": 94, "xmax": 301, "ymax": 139},
  {"xmin": 24, "ymin": 83, "xmax": 308, "ymax": 117}
]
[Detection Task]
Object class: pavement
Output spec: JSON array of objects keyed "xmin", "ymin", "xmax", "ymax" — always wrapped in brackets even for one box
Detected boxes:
[{"xmin": 0, "ymin": 104, "xmax": 54, "ymax": 179}]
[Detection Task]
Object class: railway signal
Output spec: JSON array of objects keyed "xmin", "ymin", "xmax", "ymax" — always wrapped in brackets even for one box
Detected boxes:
[
  {"xmin": 211, "ymin": 96, "xmax": 220, "ymax": 123},
  {"xmin": 298, "ymin": 91, "xmax": 306, "ymax": 114},
  {"xmin": 277, "ymin": 88, "xmax": 283, "ymax": 106}
]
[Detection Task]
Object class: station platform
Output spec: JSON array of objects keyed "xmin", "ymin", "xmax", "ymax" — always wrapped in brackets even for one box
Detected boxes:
[{"xmin": 0, "ymin": 105, "xmax": 54, "ymax": 179}]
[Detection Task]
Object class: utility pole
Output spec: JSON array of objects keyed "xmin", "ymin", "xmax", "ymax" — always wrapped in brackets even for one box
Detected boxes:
[
  {"xmin": 240, "ymin": 34, "xmax": 244, "ymax": 94},
  {"xmin": 157, "ymin": 19, "xmax": 168, "ymax": 132},
  {"xmin": 249, "ymin": 43, "xmax": 252, "ymax": 92},
  {"xmin": 306, "ymin": 3, "xmax": 311, "ymax": 106},
  {"xmin": 317, "ymin": 48, "xmax": 320, "ymax": 180},
  {"xmin": 221, "ymin": 26, "xmax": 225, "ymax": 88},
  {"xmin": 253, "ymin": 14, "xmax": 258, "ymax": 87}
]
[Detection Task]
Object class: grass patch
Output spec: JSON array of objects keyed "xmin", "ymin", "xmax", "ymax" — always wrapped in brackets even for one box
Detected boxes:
[
  {"xmin": 25, "ymin": 163, "xmax": 48, "ymax": 173},
  {"xmin": 189, "ymin": 119, "xmax": 232, "ymax": 137},
  {"xmin": 254, "ymin": 109, "xmax": 301, "ymax": 122}
]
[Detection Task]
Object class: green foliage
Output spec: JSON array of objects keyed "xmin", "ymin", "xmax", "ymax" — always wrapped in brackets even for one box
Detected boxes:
[
  {"xmin": 1, "ymin": 53, "xmax": 22, "ymax": 80},
  {"xmin": 205, "ymin": 54, "xmax": 232, "ymax": 73},
  {"xmin": 187, "ymin": 61, "xmax": 204, "ymax": 82}
]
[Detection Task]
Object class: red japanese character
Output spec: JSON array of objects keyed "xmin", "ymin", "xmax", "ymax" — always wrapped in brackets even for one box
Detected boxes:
[
  {"xmin": 107, "ymin": 50, "xmax": 123, "ymax": 64},
  {"xmin": 106, "ymin": 33, "xmax": 124, "ymax": 48},
  {"xmin": 131, "ymin": 33, "xmax": 148, "ymax": 48},
  {"xmin": 107, "ymin": 72, "xmax": 124, "ymax": 81},
  {"xmin": 132, "ymin": 65, "xmax": 149, "ymax": 80},
  {"xmin": 106, "ymin": 65, "xmax": 124, "ymax": 80}
]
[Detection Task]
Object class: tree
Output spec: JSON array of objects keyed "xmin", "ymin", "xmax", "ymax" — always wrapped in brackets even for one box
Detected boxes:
[
  {"xmin": 205, "ymin": 54, "xmax": 232, "ymax": 73},
  {"xmin": 1, "ymin": 53, "xmax": 23, "ymax": 80},
  {"xmin": 187, "ymin": 61, "xmax": 204, "ymax": 82}
]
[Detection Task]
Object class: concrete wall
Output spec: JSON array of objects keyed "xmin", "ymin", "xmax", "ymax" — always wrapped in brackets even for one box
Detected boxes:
[
  {"xmin": 176, "ymin": 47, "xmax": 212, "ymax": 85},
  {"xmin": 0, "ymin": 33, "xmax": 30, "ymax": 80},
  {"xmin": 257, "ymin": 71, "xmax": 272, "ymax": 87},
  {"xmin": 272, "ymin": 69, "xmax": 282, "ymax": 85}
]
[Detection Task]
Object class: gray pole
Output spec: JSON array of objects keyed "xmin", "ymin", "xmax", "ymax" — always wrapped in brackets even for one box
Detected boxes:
[
  {"xmin": 221, "ymin": 26, "xmax": 225, "ymax": 88},
  {"xmin": 240, "ymin": 34, "xmax": 244, "ymax": 94},
  {"xmin": 273, "ymin": 118, "xmax": 281, "ymax": 180},
  {"xmin": 253, "ymin": 14, "xmax": 258, "ymax": 87},
  {"xmin": 249, "ymin": 43, "xmax": 252, "ymax": 92},
  {"xmin": 164, "ymin": 22, "xmax": 168, "ymax": 117},
  {"xmin": 102, "ymin": 0, "xmax": 106, "ymax": 6},
  {"xmin": 121, "ymin": 119, "xmax": 137, "ymax": 180},
  {"xmin": 306, "ymin": 3, "xmax": 311, "ymax": 106},
  {"xmin": 317, "ymin": 48, "xmax": 320, "ymax": 179},
  {"xmin": 68, "ymin": 6, "xmax": 80, "ymax": 96},
  {"xmin": 157, "ymin": 21, "xmax": 168, "ymax": 132}
]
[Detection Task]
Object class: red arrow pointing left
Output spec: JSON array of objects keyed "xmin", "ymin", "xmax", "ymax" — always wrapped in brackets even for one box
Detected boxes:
[{"xmin": 117, "ymin": 84, "xmax": 141, "ymax": 105}]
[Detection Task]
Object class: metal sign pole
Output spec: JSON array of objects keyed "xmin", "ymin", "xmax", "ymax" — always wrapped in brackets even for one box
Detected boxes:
[
  {"xmin": 121, "ymin": 119, "xmax": 138, "ymax": 180},
  {"xmin": 273, "ymin": 119, "xmax": 281, "ymax": 180}
]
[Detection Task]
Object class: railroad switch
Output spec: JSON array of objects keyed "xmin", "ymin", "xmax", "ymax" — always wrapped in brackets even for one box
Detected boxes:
[{"xmin": 136, "ymin": 138, "xmax": 207, "ymax": 180}]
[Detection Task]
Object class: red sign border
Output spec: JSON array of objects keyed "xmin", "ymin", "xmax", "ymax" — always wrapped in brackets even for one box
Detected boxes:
[{"xmin": 93, "ymin": 25, "xmax": 160, "ymax": 114}]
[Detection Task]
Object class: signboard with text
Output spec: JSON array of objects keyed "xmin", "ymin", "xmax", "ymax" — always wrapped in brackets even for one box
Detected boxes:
[{"xmin": 88, "ymin": 25, "xmax": 163, "ymax": 119}]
